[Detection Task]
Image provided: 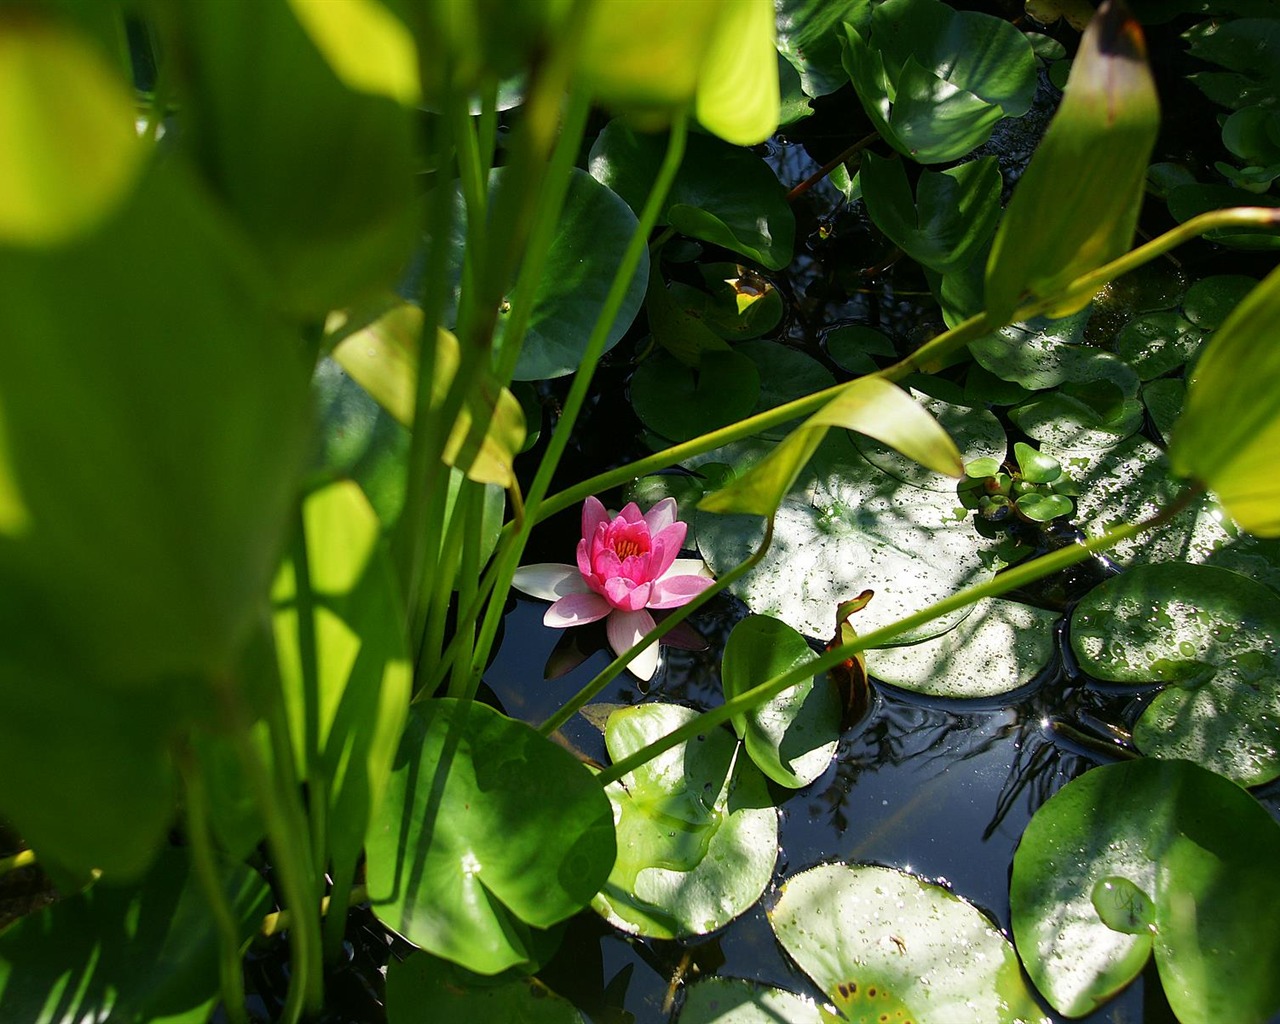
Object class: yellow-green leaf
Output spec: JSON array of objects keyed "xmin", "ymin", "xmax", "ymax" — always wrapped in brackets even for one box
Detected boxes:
[
  {"xmin": 695, "ymin": 0, "xmax": 780, "ymax": 146},
  {"xmin": 984, "ymin": 0, "xmax": 1159, "ymax": 321},
  {"xmin": 0, "ymin": 11, "xmax": 145, "ymax": 245},
  {"xmin": 329, "ymin": 304, "xmax": 526, "ymax": 487},
  {"xmin": 699, "ymin": 377, "xmax": 960, "ymax": 517},
  {"xmin": 1169, "ymin": 266, "xmax": 1280, "ymax": 536},
  {"xmin": 287, "ymin": 0, "xmax": 420, "ymax": 105}
]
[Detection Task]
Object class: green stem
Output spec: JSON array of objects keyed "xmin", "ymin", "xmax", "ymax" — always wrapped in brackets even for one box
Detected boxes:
[
  {"xmin": 0, "ymin": 849, "xmax": 35, "ymax": 877},
  {"xmin": 538, "ymin": 519, "xmax": 775, "ymax": 736},
  {"xmin": 179, "ymin": 747, "xmax": 248, "ymax": 1024},
  {"xmin": 466, "ymin": 114, "xmax": 691, "ymax": 693},
  {"xmin": 262, "ymin": 885, "xmax": 370, "ymax": 938},
  {"xmin": 595, "ymin": 494, "xmax": 1196, "ymax": 787},
  {"xmin": 785, "ymin": 131, "xmax": 879, "ymax": 204}
]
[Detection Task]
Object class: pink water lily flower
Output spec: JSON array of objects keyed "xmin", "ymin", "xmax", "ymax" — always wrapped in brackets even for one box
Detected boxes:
[{"xmin": 511, "ymin": 496, "xmax": 714, "ymax": 680}]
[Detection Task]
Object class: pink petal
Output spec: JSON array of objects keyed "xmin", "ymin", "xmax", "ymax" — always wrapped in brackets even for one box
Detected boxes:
[
  {"xmin": 647, "ymin": 521, "xmax": 687, "ymax": 581},
  {"xmin": 617, "ymin": 502, "xmax": 644, "ymax": 524},
  {"xmin": 511, "ymin": 563, "xmax": 589, "ymax": 602},
  {"xmin": 607, "ymin": 608, "xmax": 659, "ymax": 680},
  {"xmin": 581, "ymin": 496, "xmax": 609, "ymax": 543},
  {"xmin": 576, "ymin": 538, "xmax": 593, "ymax": 579},
  {"xmin": 605, "ymin": 576, "xmax": 651, "ymax": 611},
  {"xmin": 643, "ymin": 497, "xmax": 678, "ymax": 535},
  {"xmin": 648, "ymin": 574, "xmax": 715, "ymax": 609},
  {"xmin": 545, "ymin": 591, "xmax": 612, "ymax": 627}
]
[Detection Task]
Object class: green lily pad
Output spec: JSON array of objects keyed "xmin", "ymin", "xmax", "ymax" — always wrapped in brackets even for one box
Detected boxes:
[
  {"xmin": 868, "ymin": 598, "xmax": 1058, "ymax": 698},
  {"xmin": 669, "ymin": 262, "xmax": 784, "ymax": 341},
  {"xmin": 1141, "ymin": 378, "xmax": 1184, "ymax": 445},
  {"xmin": 1113, "ymin": 311, "xmax": 1205, "ymax": 380},
  {"xmin": 1071, "ymin": 562, "xmax": 1280, "ymax": 784},
  {"xmin": 0, "ymin": 847, "xmax": 270, "ymax": 1024},
  {"xmin": 446, "ymin": 167, "xmax": 648, "ymax": 380},
  {"xmin": 770, "ymin": 863, "xmax": 1049, "ymax": 1024},
  {"xmin": 366, "ymin": 699, "xmax": 616, "ymax": 975},
  {"xmin": 775, "ymin": 0, "xmax": 872, "ymax": 97},
  {"xmin": 737, "ymin": 339, "xmax": 836, "ymax": 440},
  {"xmin": 841, "ymin": 0, "xmax": 1036, "ymax": 165},
  {"xmin": 853, "ymin": 391, "xmax": 1005, "ymax": 492},
  {"xmin": 1166, "ymin": 183, "xmax": 1280, "ymax": 249},
  {"xmin": 1065, "ymin": 436, "xmax": 1280, "ymax": 593},
  {"xmin": 594, "ymin": 703, "xmax": 778, "ymax": 939},
  {"xmin": 677, "ymin": 978, "xmax": 824, "ymax": 1024},
  {"xmin": 1009, "ymin": 386, "xmax": 1144, "ymax": 452},
  {"xmin": 385, "ymin": 952, "xmax": 586, "ymax": 1024},
  {"xmin": 860, "ymin": 152, "xmax": 1002, "ymax": 274},
  {"xmin": 588, "ymin": 121, "xmax": 795, "ymax": 269},
  {"xmin": 1182, "ymin": 274, "xmax": 1257, "ymax": 330},
  {"xmin": 722, "ymin": 615, "xmax": 840, "ymax": 788},
  {"xmin": 1010, "ymin": 758, "xmax": 1280, "ymax": 1023},
  {"xmin": 630, "ymin": 349, "xmax": 761, "ymax": 443},
  {"xmin": 694, "ymin": 436, "xmax": 994, "ymax": 641},
  {"xmin": 967, "ymin": 311, "xmax": 1094, "ymax": 389},
  {"xmin": 825, "ymin": 324, "xmax": 897, "ymax": 376}
]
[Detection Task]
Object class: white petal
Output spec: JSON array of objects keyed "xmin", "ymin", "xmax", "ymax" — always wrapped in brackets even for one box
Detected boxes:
[
  {"xmin": 662, "ymin": 557, "xmax": 713, "ymax": 581},
  {"xmin": 606, "ymin": 608, "xmax": 659, "ymax": 681},
  {"xmin": 511, "ymin": 563, "xmax": 588, "ymax": 601}
]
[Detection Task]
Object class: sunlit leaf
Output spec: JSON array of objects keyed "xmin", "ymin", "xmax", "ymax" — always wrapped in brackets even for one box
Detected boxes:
[
  {"xmin": 1011, "ymin": 759, "xmax": 1280, "ymax": 1023},
  {"xmin": 1169, "ymin": 265, "xmax": 1280, "ymax": 535},
  {"xmin": 985, "ymin": 0, "xmax": 1160, "ymax": 320},
  {"xmin": 593, "ymin": 703, "xmax": 777, "ymax": 939},
  {"xmin": 330, "ymin": 303, "xmax": 526, "ymax": 487},
  {"xmin": 771, "ymin": 863, "xmax": 1049, "ymax": 1024},
  {"xmin": 677, "ymin": 978, "xmax": 825, "ymax": 1024},
  {"xmin": 366, "ymin": 699, "xmax": 615, "ymax": 975},
  {"xmin": 776, "ymin": 0, "xmax": 872, "ymax": 97},
  {"xmin": 0, "ymin": 10, "xmax": 145, "ymax": 246},
  {"xmin": 694, "ymin": 0, "xmax": 779, "ymax": 145},
  {"xmin": 287, "ymin": 0, "xmax": 419, "ymax": 105}
]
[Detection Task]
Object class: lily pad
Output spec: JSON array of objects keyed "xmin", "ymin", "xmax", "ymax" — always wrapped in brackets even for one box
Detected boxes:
[
  {"xmin": 770, "ymin": 863, "xmax": 1049, "ymax": 1024},
  {"xmin": 967, "ymin": 311, "xmax": 1094, "ymax": 390},
  {"xmin": 630, "ymin": 349, "xmax": 761, "ymax": 443},
  {"xmin": 594, "ymin": 703, "xmax": 778, "ymax": 939},
  {"xmin": 694, "ymin": 436, "xmax": 994, "ymax": 641},
  {"xmin": 677, "ymin": 978, "xmax": 824, "ymax": 1024},
  {"xmin": 825, "ymin": 324, "xmax": 897, "ymax": 376},
  {"xmin": 868, "ymin": 598, "xmax": 1058, "ymax": 698},
  {"xmin": 1141, "ymin": 378, "xmax": 1184, "ymax": 445},
  {"xmin": 0, "ymin": 847, "xmax": 270, "ymax": 1024},
  {"xmin": 1010, "ymin": 758, "xmax": 1280, "ymax": 1023},
  {"xmin": 1182, "ymin": 274, "xmax": 1257, "ymax": 330},
  {"xmin": 1071, "ymin": 562, "xmax": 1280, "ymax": 784},
  {"xmin": 445, "ymin": 167, "xmax": 648, "ymax": 380},
  {"xmin": 853, "ymin": 390, "xmax": 1005, "ymax": 492},
  {"xmin": 737, "ymin": 339, "xmax": 836, "ymax": 440},
  {"xmin": 366, "ymin": 699, "xmax": 616, "ymax": 975},
  {"xmin": 1112, "ymin": 311, "xmax": 1204, "ymax": 380},
  {"xmin": 722, "ymin": 615, "xmax": 840, "ymax": 788},
  {"xmin": 588, "ymin": 121, "xmax": 795, "ymax": 270},
  {"xmin": 385, "ymin": 952, "xmax": 586, "ymax": 1024}
]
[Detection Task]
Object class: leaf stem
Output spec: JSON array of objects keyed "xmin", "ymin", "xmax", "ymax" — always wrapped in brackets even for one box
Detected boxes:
[
  {"xmin": 0, "ymin": 849, "xmax": 35, "ymax": 877},
  {"xmin": 785, "ymin": 132, "xmax": 879, "ymax": 203}
]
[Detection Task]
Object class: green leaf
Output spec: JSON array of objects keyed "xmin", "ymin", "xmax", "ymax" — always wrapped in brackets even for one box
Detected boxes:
[
  {"xmin": 1170, "ymin": 265, "xmax": 1280, "ymax": 535},
  {"xmin": 1011, "ymin": 759, "xmax": 1280, "ymax": 1023},
  {"xmin": 1014, "ymin": 442, "xmax": 1061, "ymax": 483},
  {"xmin": 770, "ymin": 863, "xmax": 1049, "ymax": 1024},
  {"xmin": 984, "ymin": 0, "xmax": 1160, "ymax": 320},
  {"xmin": 273, "ymin": 481, "xmax": 412, "ymax": 876},
  {"xmin": 860, "ymin": 153, "xmax": 1002, "ymax": 274},
  {"xmin": 677, "ymin": 978, "xmax": 825, "ymax": 1024},
  {"xmin": 967, "ymin": 311, "xmax": 1092, "ymax": 389},
  {"xmin": 825, "ymin": 324, "xmax": 896, "ymax": 375},
  {"xmin": 443, "ymin": 167, "xmax": 649, "ymax": 381},
  {"xmin": 1071, "ymin": 562, "xmax": 1280, "ymax": 784},
  {"xmin": 721, "ymin": 616, "xmax": 840, "ymax": 788},
  {"xmin": 589, "ymin": 121, "xmax": 795, "ymax": 269},
  {"xmin": 286, "ymin": 0, "xmax": 419, "ymax": 104},
  {"xmin": 841, "ymin": 0, "xmax": 1036, "ymax": 165},
  {"xmin": 776, "ymin": 0, "xmax": 872, "ymax": 97},
  {"xmin": 1112, "ymin": 310, "xmax": 1204, "ymax": 380},
  {"xmin": 1165, "ymin": 183, "xmax": 1280, "ymax": 249},
  {"xmin": 679, "ymin": 262, "xmax": 784, "ymax": 341},
  {"xmin": 594, "ymin": 704, "xmax": 777, "ymax": 939},
  {"xmin": 868, "ymin": 598, "xmax": 1059, "ymax": 697},
  {"xmin": 736, "ymin": 339, "xmax": 835, "ymax": 440},
  {"xmin": 170, "ymin": 0, "xmax": 418, "ymax": 314},
  {"xmin": 644, "ymin": 262, "xmax": 735, "ymax": 365},
  {"xmin": 0, "ymin": 9, "xmax": 145, "ymax": 246},
  {"xmin": 693, "ymin": 0, "xmax": 780, "ymax": 146},
  {"xmin": 695, "ymin": 436, "xmax": 996, "ymax": 641},
  {"xmin": 1182, "ymin": 274, "xmax": 1257, "ymax": 330},
  {"xmin": 0, "ymin": 847, "xmax": 271, "ymax": 1024},
  {"xmin": 1014, "ymin": 492, "xmax": 1074, "ymax": 521},
  {"xmin": 366, "ymin": 699, "xmax": 615, "ymax": 975},
  {"xmin": 630, "ymin": 350, "xmax": 760, "ymax": 443},
  {"xmin": 386, "ymin": 952, "xmax": 586, "ymax": 1024},
  {"xmin": 0, "ymin": 163, "xmax": 312, "ymax": 877},
  {"xmin": 330, "ymin": 303, "xmax": 527, "ymax": 486}
]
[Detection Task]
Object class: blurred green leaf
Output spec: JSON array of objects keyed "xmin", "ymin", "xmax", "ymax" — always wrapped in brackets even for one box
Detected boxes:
[
  {"xmin": 287, "ymin": 0, "xmax": 419, "ymax": 105},
  {"xmin": 1170, "ymin": 265, "xmax": 1280, "ymax": 535},
  {"xmin": 985, "ymin": 0, "xmax": 1160, "ymax": 320},
  {"xmin": 0, "ymin": 9, "xmax": 145, "ymax": 246},
  {"xmin": 386, "ymin": 952, "xmax": 586, "ymax": 1024}
]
